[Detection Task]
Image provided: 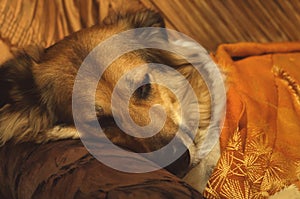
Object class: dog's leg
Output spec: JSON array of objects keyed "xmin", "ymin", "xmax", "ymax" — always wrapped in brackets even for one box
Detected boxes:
[{"xmin": 35, "ymin": 126, "xmax": 80, "ymax": 143}]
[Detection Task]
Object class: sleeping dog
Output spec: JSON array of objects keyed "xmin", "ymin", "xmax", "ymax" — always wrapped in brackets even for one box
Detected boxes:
[{"xmin": 0, "ymin": 10, "xmax": 222, "ymax": 193}]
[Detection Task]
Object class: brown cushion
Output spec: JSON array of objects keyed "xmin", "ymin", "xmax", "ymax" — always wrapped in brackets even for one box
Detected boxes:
[{"xmin": 0, "ymin": 139, "xmax": 203, "ymax": 199}]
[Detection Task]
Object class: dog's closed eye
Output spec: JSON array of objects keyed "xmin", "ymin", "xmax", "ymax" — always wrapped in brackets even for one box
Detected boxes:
[
  {"xmin": 135, "ymin": 84, "xmax": 151, "ymax": 99},
  {"xmin": 134, "ymin": 74, "xmax": 151, "ymax": 99}
]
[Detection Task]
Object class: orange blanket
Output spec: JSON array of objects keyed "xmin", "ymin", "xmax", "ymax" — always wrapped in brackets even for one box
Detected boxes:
[{"xmin": 204, "ymin": 42, "xmax": 300, "ymax": 198}]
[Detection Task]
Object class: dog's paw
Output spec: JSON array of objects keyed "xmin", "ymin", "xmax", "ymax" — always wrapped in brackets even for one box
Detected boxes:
[{"xmin": 36, "ymin": 126, "xmax": 80, "ymax": 143}]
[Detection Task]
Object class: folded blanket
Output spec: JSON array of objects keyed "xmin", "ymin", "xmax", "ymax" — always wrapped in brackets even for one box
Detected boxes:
[{"xmin": 204, "ymin": 42, "xmax": 300, "ymax": 198}]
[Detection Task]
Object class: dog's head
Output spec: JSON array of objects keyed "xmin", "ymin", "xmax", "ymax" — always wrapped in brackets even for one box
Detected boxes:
[{"xmin": 0, "ymin": 10, "xmax": 212, "ymax": 174}]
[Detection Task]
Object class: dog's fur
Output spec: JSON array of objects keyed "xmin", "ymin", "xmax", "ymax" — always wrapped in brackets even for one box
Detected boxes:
[{"xmin": 0, "ymin": 10, "xmax": 218, "ymax": 193}]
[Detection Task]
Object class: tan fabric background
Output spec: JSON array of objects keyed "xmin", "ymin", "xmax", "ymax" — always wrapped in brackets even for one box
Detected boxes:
[
  {"xmin": 0, "ymin": 0, "xmax": 145, "ymax": 48},
  {"xmin": 1, "ymin": 0, "xmax": 300, "ymax": 64},
  {"xmin": 0, "ymin": 0, "xmax": 147, "ymax": 64}
]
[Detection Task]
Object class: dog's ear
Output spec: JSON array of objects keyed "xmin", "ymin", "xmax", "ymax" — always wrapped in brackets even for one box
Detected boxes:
[
  {"xmin": 125, "ymin": 10, "xmax": 165, "ymax": 28},
  {"xmin": 176, "ymin": 63, "xmax": 208, "ymax": 92},
  {"xmin": 158, "ymin": 52, "xmax": 206, "ymax": 89},
  {"xmin": 0, "ymin": 65, "xmax": 12, "ymax": 108},
  {"xmin": 102, "ymin": 10, "xmax": 167, "ymax": 42},
  {"xmin": 0, "ymin": 51, "xmax": 40, "ymax": 108},
  {"xmin": 103, "ymin": 10, "xmax": 165, "ymax": 28},
  {"xmin": 0, "ymin": 50, "xmax": 57, "ymax": 144},
  {"xmin": 10, "ymin": 45, "xmax": 44, "ymax": 63},
  {"xmin": 23, "ymin": 45, "xmax": 45, "ymax": 63}
]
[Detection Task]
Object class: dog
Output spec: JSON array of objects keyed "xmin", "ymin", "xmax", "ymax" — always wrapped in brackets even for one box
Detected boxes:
[{"xmin": 0, "ymin": 10, "xmax": 222, "ymax": 193}]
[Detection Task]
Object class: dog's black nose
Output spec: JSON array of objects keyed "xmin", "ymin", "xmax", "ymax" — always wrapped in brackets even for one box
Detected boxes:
[{"xmin": 164, "ymin": 147, "xmax": 190, "ymax": 178}]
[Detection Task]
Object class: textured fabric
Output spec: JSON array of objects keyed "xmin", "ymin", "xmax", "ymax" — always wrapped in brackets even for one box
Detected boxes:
[
  {"xmin": 204, "ymin": 42, "xmax": 300, "ymax": 199},
  {"xmin": 0, "ymin": 139, "xmax": 202, "ymax": 199},
  {"xmin": 0, "ymin": 0, "xmax": 145, "ymax": 48}
]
